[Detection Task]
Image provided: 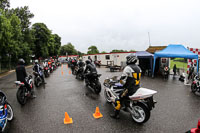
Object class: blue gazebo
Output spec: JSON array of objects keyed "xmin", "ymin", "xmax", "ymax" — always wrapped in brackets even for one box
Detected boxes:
[{"xmin": 152, "ymin": 44, "xmax": 199, "ymax": 77}]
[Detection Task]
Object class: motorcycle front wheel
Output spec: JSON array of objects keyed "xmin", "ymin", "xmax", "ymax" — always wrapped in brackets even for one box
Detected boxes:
[
  {"xmin": 6, "ymin": 102, "xmax": 14, "ymax": 121},
  {"xmin": 131, "ymin": 102, "xmax": 150, "ymax": 124},
  {"xmin": 191, "ymin": 83, "xmax": 197, "ymax": 93},
  {"xmin": 104, "ymin": 90, "xmax": 112, "ymax": 103},
  {"xmin": 16, "ymin": 88, "xmax": 27, "ymax": 105}
]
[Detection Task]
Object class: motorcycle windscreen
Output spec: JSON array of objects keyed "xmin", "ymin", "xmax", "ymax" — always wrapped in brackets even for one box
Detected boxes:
[{"xmin": 129, "ymin": 88, "xmax": 157, "ymax": 100}]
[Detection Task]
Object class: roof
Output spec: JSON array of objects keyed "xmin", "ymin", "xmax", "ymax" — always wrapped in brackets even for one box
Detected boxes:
[
  {"xmin": 146, "ymin": 46, "xmax": 167, "ymax": 54},
  {"xmin": 136, "ymin": 51, "xmax": 154, "ymax": 58},
  {"xmin": 154, "ymin": 44, "xmax": 198, "ymax": 59},
  {"xmin": 83, "ymin": 52, "xmax": 136, "ymax": 56}
]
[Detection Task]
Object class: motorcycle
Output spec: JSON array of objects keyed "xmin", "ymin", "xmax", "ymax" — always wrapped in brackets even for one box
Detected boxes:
[
  {"xmin": 15, "ymin": 75, "xmax": 34, "ymax": 105},
  {"xmin": 84, "ymin": 73, "xmax": 102, "ymax": 94},
  {"xmin": 33, "ymin": 71, "xmax": 43, "ymax": 87},
  {"xmin": 163, "ymin": 67, "xmax": 169, "ymax": 80},
  {"xmin": 75, "ymin": 67, "xmax": 84, "ymax": 80},
  {"xmin": 49, "ymin": 65, "xmax": 53, "ymax": 73},
  {"xmin": 103, "ymin": 77, "xmax": 157, "ymax": 124},
  {"xmin": 43, "ymin": 67, "xmax": 50, "ymax": 78},
  {"xmin": 191, "ymin": 75, "xmax": 200, "ymax": 94},
  {"xmin": 0, "ymin": 90, "xmax": 14, "ymax": 132}
]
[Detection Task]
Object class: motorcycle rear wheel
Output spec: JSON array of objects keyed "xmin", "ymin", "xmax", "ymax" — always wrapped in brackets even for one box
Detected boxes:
[
  {"xmin": 131, "ymin": 102, "xmax": 150, "ymax": 124},
  {"xmin": 191, "ymin": 83, "xmax": 197, "ymax": 93},
  {"xmin": 94, "ymin": 81, "xmax": 101, "ymax": 94},
  {"xmin": 16, "ymin": 88, "xmax": 27, "ymax": 105}
]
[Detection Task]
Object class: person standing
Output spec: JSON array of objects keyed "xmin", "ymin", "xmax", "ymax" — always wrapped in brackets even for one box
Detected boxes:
[{"xmin": 173, "ymin": 64, "xmax": 177, "ymax": 76}]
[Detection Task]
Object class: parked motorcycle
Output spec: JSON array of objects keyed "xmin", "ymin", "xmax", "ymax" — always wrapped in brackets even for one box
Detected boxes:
[
  {"xmin": 84, "ymin": 73, "xmax": 102, "ymax": 94},
  {"xmin": 103, "ymin": 77, "xmax": 157, "ymax": 124},
  {"xmin": 15, "ymin": 75, "xmax": 34, "ymax": 105},
  {"xmin": 43, "ymin": 67, "xmax": 50, "ymax": 78},
  {"xmin": 75, "ymin": 67, "xmax": 84, "ymax": 80},
  {"xmin": 191, "ymin": 75, "xmax": 200, "ymax": 93},
  {"xmin": 0, "ymin": 90, "xmax": 14, "ymax": 132},
  {"xmin": 49, "ymin": 65, "xmax": 53, "ymax": 73},
  {"xmin": 33, "ymin": 71, "xmax": 43, "ymax": 87}
]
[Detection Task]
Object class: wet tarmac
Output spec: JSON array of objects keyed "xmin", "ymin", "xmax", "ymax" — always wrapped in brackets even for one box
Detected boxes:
[{"xmin": 0, "ymin": 65, "xmax": 200, "ymax": 133}]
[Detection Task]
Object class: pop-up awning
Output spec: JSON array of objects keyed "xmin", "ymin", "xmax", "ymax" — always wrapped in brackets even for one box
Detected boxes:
[{"xmin": 152, "ymin": 44, "xmax": 199, "ymax": 76}]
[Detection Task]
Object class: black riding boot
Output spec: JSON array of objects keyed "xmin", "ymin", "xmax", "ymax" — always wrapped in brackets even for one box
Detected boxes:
[{"xmin": 110, "ymin": 110, "xmax": 120, "ymax": 119}]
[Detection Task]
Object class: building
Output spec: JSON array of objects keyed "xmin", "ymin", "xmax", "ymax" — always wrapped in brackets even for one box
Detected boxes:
[
  {"xmin": 58, "ymin": 55, "xmax": 79, "ymax": 61},
  {"xmin": 82, "ymin": 52, "xmax": 135, "ymax": 66},
  {"xmin": 146, "ymin": 46, "xmax": 167, "ymax": 54}
]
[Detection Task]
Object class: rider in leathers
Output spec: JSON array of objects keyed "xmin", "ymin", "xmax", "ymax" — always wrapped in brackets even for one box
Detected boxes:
[
  {"xmin": 16, "ymin": 59, "xmax": 36, "ymax": 98},
  {"xmin": 84, "ymin": 60, "xmax": 97, "ymax": 84},
  {"xmin": 33, "ymin": 60, "xmax": 46, "ymax": 84},
  {"xmin": 110, "ymin": 53, "xmax": 142, "ymax": 119}
]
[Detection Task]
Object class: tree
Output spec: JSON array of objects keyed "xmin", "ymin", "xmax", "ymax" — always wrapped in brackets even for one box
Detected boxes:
[
  {"xmin": 9, "ymin": 6, "xmax": 34, "ymax": 32},
  {"xmin": 0, "ymin": 9, "xmax": 12, "ymax": 60},
  {"xmin": 0, "ymin": 0, "xmax": 10, "ymax": 11},
  {"xmin": 53, "ymin": 34, "xmax": 61, "ymax": 56},
  {"xmin": 110, "ymin": 49, "xmax": 128, "ymax": 53},
  {"xmin": 31, "ymin": 23, "xmax": 51, "ymax": 58},
  {"xmin": 87, "ymin": 45, "xmax": 99, "ymax": 54},
  {"xmin": 59, "ymin": 43, "xmax": 77, "ymax": 56},
  {"xmin": 129, "ymin": 49, "xmax": 136, "ymax": 52},
  {"xmin": 101, "ymin": 51, "xmax": 107, "ymax": 53}
]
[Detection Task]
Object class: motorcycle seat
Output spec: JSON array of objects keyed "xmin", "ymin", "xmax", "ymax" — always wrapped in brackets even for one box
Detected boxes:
[{"xmin": 113, "ymin": 83, "xmax": 124, "ymax": 89}]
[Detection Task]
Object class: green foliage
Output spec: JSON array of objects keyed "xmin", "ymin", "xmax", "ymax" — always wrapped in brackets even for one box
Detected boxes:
[
  {"xmin": 87, "ymin": 45, "xmax": 99, "ymax": 54},
  {"xmin": 0, "ymin": 0, "xmax": 10, "ymax": 10},
  {"xmin": 101, "ymin": 51, "xmax": 107, "ymax": 53},
  {"xmin": 59, "ymin": 43, "xmax": 77, "ymax": 55},
  {"xmin": 9, "ymin": 6, "xmax": 34, "ymax": 32},
  {"xmin": 170, "ymin": 58, "xmax": 187, "ymax": 72},
  {"xmin": 0, "ymin": 2, "xmax": 62, "ymax": 70},
  {"xmin": 32, "ymin": 23, "xmax": 51, "ymax": 58},
  {"xmin": 129, "ymin": 49, "xmax": 136, "ymax": 52},
  {"xmin": 110, "ymin": 49, "xmax": 128, "ymax": 53}
]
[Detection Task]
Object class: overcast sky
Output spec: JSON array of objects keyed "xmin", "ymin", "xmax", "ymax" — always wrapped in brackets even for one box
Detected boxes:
[{"xmin": 10, "ymin": 0, "xmax": 200, "ymax": 53}]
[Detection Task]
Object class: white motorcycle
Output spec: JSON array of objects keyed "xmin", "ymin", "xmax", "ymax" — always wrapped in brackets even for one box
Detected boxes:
[{"xmin": 103, "ymin": 77, "xmax": 157, "ymax": 124}]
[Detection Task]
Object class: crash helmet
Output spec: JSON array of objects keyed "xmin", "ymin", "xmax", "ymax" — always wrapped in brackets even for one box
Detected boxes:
[
  {"xmin": 18, "ymin": 58, "xmax": 25, "ymax": 65},
  {"xmin": 126, "ymin": 53, "xmax": 138, "ymax": 65},
  {"xmin": 85, "ymin": 60, "xmax": 91, "ymax": 65},
  {"xmin": 35, "ymin": 59, "xmax": 39, "ymax": 64}
]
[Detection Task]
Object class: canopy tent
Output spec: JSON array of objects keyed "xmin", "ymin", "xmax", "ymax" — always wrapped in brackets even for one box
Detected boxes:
[
  {"xmin": 152, "ymin": 44, "xmax": 199, "ymax": 76},
  {"xmin": 136, "ymin": 51, "xmax": 154, "ymax": 58},
  {"xmin": 136, "ymin": 51, "xmax": 154, "ymax": 76}
]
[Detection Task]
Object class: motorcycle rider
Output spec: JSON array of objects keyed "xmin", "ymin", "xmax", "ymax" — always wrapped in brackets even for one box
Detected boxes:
[
  {"xmin": 110, "ymin": 53, "xmax": 142, "ymax": 119},
  {"xmin": 43, "ymin": 59, "xmax": 48, "ymax": 67},
  {"xmin": 76, "ymin": 59, "xmax": 85, "ymax": 78},
  {"xmin": 33, "ymin": 60, "xmax": 46, "ymax": 84},
  {"xmin": 84, "ymin": 60, "xmax": 97, "ymax": 84},
  {"xmin": 15, "ymin": 59, "xmax": 36, "ymax": 98}
]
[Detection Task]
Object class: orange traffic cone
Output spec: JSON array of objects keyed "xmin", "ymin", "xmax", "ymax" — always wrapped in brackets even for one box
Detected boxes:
[
  {"xmin": 69, "ymin": 70, "xmax": 71, "ymax": 74},
  {"xmin": 64, "ymin": 112, "xmax": 73, "ymax": 124},
  {"xmin": 93, "ymin": 107, "xmax": 103, "ymax": 119},
  {"xmin": 61, "ymin": 64, "xmax": 63, "ymax": 68},
  {"xmin": 62, "ymin": 71, "xmax": 63, "ymax": 75}
]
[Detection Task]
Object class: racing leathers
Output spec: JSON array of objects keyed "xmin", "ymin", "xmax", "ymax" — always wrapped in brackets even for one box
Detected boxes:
[
  {"xmin": 112, "ymin": 64, "xmax": 142, "ymax": 118},
  {"xmin": 33, "ymin": 64, "xmax": 45, "ymax": 83},
  {"xmin": 84, "ymin": 63, "xmax": 97, "ymax": 83},
  {"xmin": 16, "ymin": 65, "xmax": 31, "ymax": 91}
]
